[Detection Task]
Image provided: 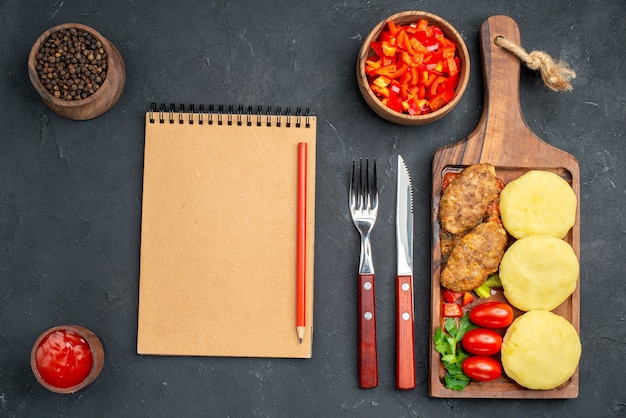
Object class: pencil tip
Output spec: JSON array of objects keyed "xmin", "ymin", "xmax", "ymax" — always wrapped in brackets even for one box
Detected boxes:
[{"xmin": 296, "ymin": 326, "xmax": 305, "ymax": 343}]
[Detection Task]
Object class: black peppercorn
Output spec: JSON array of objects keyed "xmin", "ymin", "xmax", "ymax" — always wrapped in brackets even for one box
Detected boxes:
[{"xmin": 36, "ymin": 27, "xmax": 108, "ymax": 101}]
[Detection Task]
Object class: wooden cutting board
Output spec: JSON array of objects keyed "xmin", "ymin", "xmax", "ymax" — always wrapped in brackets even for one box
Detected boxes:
[{"xmin": 429, "ymin": 15, "xmax": 580, "ymax": 398}]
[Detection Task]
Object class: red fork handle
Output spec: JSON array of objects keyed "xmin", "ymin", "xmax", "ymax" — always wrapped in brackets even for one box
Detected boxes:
[
  {"xmin": 396, "ymin": 275, "xmax": 416, "ymax": 389},
  {"xmin": 358, "ymin": 273, "xmax": 378, "ymax": 388}
]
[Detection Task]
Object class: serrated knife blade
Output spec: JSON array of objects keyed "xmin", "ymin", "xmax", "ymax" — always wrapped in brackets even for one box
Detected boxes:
[{"xmin": 396, "ymin": 155, "xmax": 415, "ymax": 390}]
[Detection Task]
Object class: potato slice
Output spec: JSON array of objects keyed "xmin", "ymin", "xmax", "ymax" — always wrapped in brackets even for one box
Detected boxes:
[
  {"xmin": 501, "ymin": 310, "xmax": 581, "ymax": 390},
  {"xmin": 499, "ymin": 170, "xmax": 576, "ymax": 239},
  {"xmin": 499, "ymin": 235, "xmax": 578, "ymax": 311}
]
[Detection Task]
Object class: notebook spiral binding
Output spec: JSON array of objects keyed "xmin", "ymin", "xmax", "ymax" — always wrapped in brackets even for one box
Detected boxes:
[{"xmin": 148, "ymin": 103, "xmax": 312, "ymax": 128}]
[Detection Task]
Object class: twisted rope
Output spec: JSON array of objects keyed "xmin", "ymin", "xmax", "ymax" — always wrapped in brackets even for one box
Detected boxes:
[{"xmin": 494, "ymin": 35, "xmax": 576, "ymax": 92}]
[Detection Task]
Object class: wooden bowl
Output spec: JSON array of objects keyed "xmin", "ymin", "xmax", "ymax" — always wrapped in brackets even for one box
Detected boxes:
[
  {"xmin": 31, "ymin": 325, "xmax": 104, "ymax": 394},
  {"xmin": 28, "ymin": 23, "xmax": 125, "ymax": 120},
  {"xmin": 357, "ymin": 11, "xmax": 470, "ymax": 126}
]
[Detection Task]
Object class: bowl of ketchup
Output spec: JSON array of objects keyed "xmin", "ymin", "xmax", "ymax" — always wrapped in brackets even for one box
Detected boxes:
[{"xmin": 31, "ymin": 325, "xmax": 104, "ymax": 394}]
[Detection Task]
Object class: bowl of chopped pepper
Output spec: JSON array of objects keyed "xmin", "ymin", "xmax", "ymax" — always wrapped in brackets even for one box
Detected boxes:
[
  {"xmin": 357, "ymin": 11, "xmax": 470, "ymax": 125},
  {"xmin": 28, "ymin": 23, "xmax": 125, "ymax": 120}
]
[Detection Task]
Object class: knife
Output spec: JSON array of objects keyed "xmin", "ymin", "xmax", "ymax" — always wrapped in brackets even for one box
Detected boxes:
[{"xmin": 396, "ymin": 155, "xmax": 416, "ymax": 389}]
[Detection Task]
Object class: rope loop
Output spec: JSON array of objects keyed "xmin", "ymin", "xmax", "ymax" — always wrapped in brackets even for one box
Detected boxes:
[{"xmin": 494, "ymin": 35, "xmax": 576, "ymax": 92}]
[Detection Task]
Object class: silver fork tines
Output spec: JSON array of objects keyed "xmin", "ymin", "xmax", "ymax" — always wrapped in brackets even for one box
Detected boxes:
[{"xmin": 350, "ymin": 158, "xmax": 378, "ymax": 274}]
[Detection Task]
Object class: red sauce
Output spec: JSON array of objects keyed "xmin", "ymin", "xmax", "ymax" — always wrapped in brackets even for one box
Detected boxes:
[{"xmin": 35, "ymin": 329, "xmax": 93, "ymax": 388}]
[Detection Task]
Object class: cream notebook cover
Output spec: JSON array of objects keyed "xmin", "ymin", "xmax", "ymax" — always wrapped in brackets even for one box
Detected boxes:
[{"xmin": 137, "ymin": 105, "xmax": 315, "ymax": 358}]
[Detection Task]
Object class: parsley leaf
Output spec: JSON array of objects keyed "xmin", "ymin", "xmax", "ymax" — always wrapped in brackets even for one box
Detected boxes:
[
  {"xmin": 445, "ymin": 372, "xmax": 471, "ymax": 391},
  {"xmin": 457, "ymin": 312, "xmax": 476, "ymax": 340},
  {"xmin": 434, "ymin": 311, "xmax": 477, "ymax": 391}
]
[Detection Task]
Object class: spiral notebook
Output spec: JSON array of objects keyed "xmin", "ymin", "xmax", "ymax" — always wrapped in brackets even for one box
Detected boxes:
[{"xmin": 137, "ymin": 104, "xmax": 316, "ymax": 358}]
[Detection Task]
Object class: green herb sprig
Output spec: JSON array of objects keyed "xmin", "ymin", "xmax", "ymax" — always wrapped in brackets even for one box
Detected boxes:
[{"xmin": 434, "ymin": 311, "xmax": 477, "ymax": 390}]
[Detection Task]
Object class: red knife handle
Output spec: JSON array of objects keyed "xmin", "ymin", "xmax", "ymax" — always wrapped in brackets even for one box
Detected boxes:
[
  {"xmin": 358, "ymin": 273, "xmax": 378, "ymax": 388},
  {"xmin": 396, "ymin": 275, "xmax": 415, "ymax": 389}
]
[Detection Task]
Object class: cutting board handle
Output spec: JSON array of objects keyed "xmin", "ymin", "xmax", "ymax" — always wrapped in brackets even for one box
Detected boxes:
[
  {"xmin": 471, "ymin": 15, "xmax": 531, "ymax": 154},
  {"xmin": 447, "ymin": 15, "xmax": 564, "ymax": 166},
  {"xmin": 434, "ymin": 15, "xmax": 579, "ymax": 168},
  {"xmin": 480, "ymin": 15, "xmax": 524, "ymax": 128}
]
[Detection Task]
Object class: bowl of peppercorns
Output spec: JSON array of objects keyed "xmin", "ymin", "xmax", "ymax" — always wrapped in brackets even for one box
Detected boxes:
[{"xmin": 28, "ymin": 23, "xmax": 125, "ymax": 120}]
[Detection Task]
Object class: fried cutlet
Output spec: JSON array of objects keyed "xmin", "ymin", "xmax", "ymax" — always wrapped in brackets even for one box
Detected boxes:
[
  {"xmin": 439, "ymin": 164, "xmax": 500, "ymax": 236},
  {"xmin": 440, "ymin": 221, "xmax": 508, "ymax": 292}
]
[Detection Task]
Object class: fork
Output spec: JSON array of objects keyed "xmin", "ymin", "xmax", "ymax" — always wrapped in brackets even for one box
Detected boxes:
[{"xmin": 349, "ymin": 158, "xmax": 379, "ymax": 389}]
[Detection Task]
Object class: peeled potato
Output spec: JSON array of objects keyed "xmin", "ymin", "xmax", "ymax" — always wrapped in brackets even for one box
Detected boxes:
[
  {"xmin": 499, "ymin": 170, "xmax": 576, "ymax": 239},
  {"xmin": 499, "ymin": 235, "xmax": 578, "ymax": 311},
  {"xmin": 501, "ymin": 310, "xmax": 581, "ymax": 390}
]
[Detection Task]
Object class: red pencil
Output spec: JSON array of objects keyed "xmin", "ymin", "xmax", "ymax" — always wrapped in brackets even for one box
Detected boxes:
[{"xmin": 296, "ymin": 142, "xmax": 307, "ymax": 343}]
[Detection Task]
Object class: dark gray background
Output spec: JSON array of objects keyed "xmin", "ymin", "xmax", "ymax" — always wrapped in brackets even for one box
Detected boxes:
[{"xmin": 1, "ymin": 0, "xmax": 624, "ymax": 416}]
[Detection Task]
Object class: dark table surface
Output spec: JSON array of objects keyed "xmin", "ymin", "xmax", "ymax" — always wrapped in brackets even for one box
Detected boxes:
[{"xmin": 2, "ymin": 0, "xmax": 625, "ymax": 416}]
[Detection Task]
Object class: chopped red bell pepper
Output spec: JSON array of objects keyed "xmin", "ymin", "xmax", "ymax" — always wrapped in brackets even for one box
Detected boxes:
[
  {"xmin": 365, "ymin": 19, "xmax": 462, "ymax": 115},
  {"xmin": 389, "ymin": 80, "xmax": 401, "ymax": 95},
  {"xmin": 370, "ymin": 42, "xmax": 384, "ymax": 59},
  {"xmin": 424, "ymin": 72, "xmax": 438, "ymax": 88},
  {"xmin": 429, "ymin": 76, "xmax": 447, "ymax": 97},
  {"xmin": 443, "ymin": 73, "xmax": 460, "ymax": 91},
  {"xmin": 370, "ymin": 84, "xmax": 390, "ymax": 98},
  {"xmin": 443, "ymin": 302, "xmax": 463, "ymax": 317},
  {"xmin": 372, "ymin": 64, "xmax": 398, "ymax": 77},
  {"xmin": 416, "ymin": 87, "xmax": 424, "ymax": 101},
  {"xmin": 410, "ymin": 37, "xmax": 429, "ymax": 54},
  {"xmin": 445, "ymin": 57, "xmax": 458, "ymax": 76},
  {"xmin": 401, "ymin": 51, "xmax": 419, "ymax": 67},
  {"xmin": 461, "ymin": 292, "xmax": 474, "ymax": 307},
  {"xmin": 442, "ymin": 172, "xmax": 461, "ymax": 191},
  {"xmin": 387, "ymin": 63, "xmax": 408, "ymax": 79},
  {"xmin": 416, "ymin": 19, "xmax": 429, "ymax": 32},
  {"xmin": 387, "ymin": 20, "xmax": 400, "ymax": 37},
  {"xmin": 442, "ymin": 44, "xmax": 457, "ymax": 60},
  {"xmin": 442, "ymin": 290, "xmax": 464, "ymax": 303},
  {"xmin": 373, "ymin": 75, "xmax": 391, "ymax": 88},
  {"xmin": 386, "ymin": 93, "xmax": 403, "ymax": 113},
  {"xmin": 429, "ymin": 90, "xmax": 455, "ymax": 111},
  {"xmin": 382, "ymin": 42, "xmax": 397, "ymax": 57},
  {"xmin": 443, "ymin": 290, "xmax": 474, "ymax": 307}
]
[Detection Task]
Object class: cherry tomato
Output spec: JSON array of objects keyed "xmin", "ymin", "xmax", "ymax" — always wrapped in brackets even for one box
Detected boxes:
[
  {"xmin": 461, "ymin": 328, "xmax": 502, "ymax": 355},
  {"xmin": 462, "ymin": 356, "xmax": 502, "ymax": 382},
  {"xmin": 35, "ymin": 330, "xmax": 93, "ymax": 388},
  {"xmin": 469, "ymin": 302, "xmax": 514, "ymax": 329}
]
